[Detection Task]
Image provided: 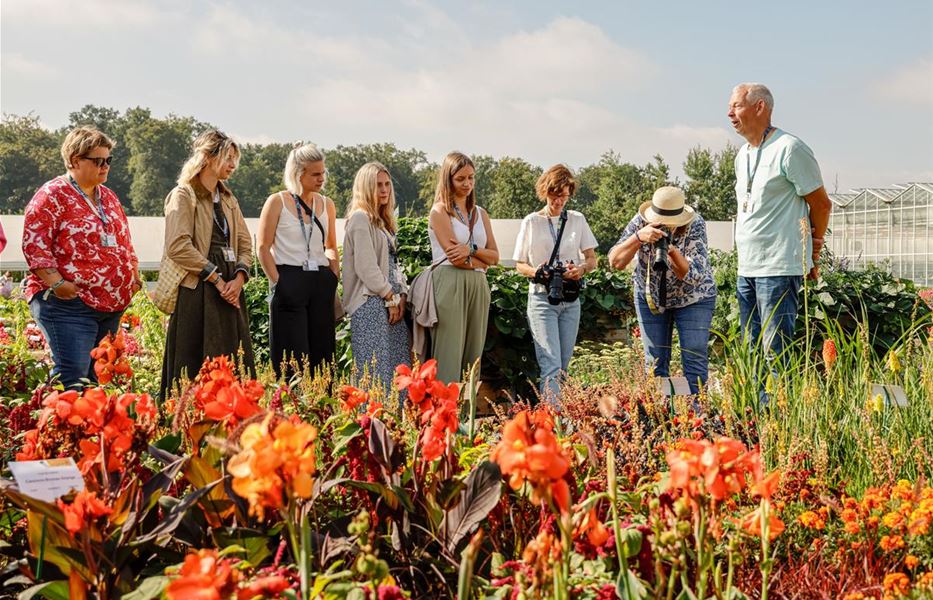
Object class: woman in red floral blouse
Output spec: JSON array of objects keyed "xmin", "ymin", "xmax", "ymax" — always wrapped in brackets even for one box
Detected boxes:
[{"xmin": 22, "ymin": 126, "xmax": 142, "ymax": 389}]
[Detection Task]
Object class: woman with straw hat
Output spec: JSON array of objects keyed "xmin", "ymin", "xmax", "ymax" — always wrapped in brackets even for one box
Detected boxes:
[{"xmin": 608, "ymin": 186, "xmax": 717, "ymax": 395}]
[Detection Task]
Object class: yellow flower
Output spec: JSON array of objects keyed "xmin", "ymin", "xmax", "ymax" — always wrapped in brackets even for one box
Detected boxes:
[
  {"xmin": 887, "ymin": 350, "xmax": 902, "ymax": 373},
  {"xmin": 868, "ymin": 394, "xmax": 885, "ymax": 413}
]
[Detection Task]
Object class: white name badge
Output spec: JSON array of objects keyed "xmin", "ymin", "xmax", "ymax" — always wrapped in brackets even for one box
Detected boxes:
[
  {"xmin": 302, "ymin": 259, "xmax": 319, "ymax": 272},
  {"xmin": 222, "ymin": 247, "xmax": 236, "ymax": 262},
  {"xmin": 102, "ymin": 234, "xmax": 118, "ymax": 247},
  {"xmin": 8, "ymin": 458, "xmax": 85, "ymax": 503}
]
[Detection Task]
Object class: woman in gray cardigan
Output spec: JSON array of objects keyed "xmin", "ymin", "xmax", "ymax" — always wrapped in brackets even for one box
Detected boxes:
[{"xmin": 342, "ymin": 162, "xmax": 412, "ymax": 398}]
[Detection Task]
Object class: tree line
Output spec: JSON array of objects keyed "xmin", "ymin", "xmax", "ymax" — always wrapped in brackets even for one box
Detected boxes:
[{"xmin": 0, "ymin": 105, "xmax": 738, "ymax": 250}]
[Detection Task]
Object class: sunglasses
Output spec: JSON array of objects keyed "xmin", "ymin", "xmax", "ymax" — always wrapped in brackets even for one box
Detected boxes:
[{"xmin": 81, "ymin": 156, "xmax": 114, "ymax": 168}]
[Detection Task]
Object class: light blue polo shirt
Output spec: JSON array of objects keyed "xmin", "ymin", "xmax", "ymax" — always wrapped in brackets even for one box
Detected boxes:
[{"xmin": 733, "ymin": 129, "xmax": 823, "ymax": 277}]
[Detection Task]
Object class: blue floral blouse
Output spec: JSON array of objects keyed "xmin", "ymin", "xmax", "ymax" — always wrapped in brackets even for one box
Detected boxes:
[{"xmin": 616, "ymin": 214, "xmax": 717, "ymax": 309}]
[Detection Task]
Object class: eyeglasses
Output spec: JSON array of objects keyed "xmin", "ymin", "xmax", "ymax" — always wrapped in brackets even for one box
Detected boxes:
[{"xmin": 81, "ymin": 156, "xmax": 114, "ymax": 168}]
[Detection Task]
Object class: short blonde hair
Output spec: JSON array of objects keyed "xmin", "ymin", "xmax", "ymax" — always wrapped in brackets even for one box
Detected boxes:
[
  {"xmin": 535, "ymin": 164, "xmax": 576, "ymax": 201},
  {"xmin": 283, "ymin": 143, "xmax": 326, "ymax": 196},
  {"xmin": 61, "ymin": 126, "xmax": 115, "ymax": 170},
  {"xmin": 348, "ymin": 162, "xmax": 396, "ymax": 234},
  {"xmin": 434, "ymin": 151, "xmax": 476, "ymax": 215},
  {"xmin": 176, "ymin": 130, "xmax": 240, "ymax": 185}
]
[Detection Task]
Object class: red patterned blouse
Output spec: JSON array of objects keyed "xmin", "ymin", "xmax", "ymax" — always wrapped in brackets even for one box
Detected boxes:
[{"xmin": 22, "ymin": 176, "xmax": 139, "ymax": 312}]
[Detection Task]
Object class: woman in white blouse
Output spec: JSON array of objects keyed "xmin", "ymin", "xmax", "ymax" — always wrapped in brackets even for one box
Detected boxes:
[
  {"xmin": 514, "ymin": 164, "xmax": 597, "ymax": 405},
  {"xmin": 256, "ymin": 143, "xmax": 339, "ymax": 378}
]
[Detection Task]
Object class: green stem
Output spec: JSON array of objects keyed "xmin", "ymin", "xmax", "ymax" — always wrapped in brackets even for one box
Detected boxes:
[{"xmin": 760, "ymin": 500, "xmax": 772, "ymax": 600}]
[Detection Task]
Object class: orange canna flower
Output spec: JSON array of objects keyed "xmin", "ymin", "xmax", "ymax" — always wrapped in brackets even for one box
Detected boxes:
[
  {"xmin": 338, "ymin": 385, "xmax": 369, "ymax": 412},
  {"xmin": 57, "ymin": 490, "xmax": 113, "ymax": 536},
  {"xmin": 237, "ymin": 574, "xmax": 291, "ymax": 599},
  {"xmin": 165, "ymin": 549, "xmax": 241, "ymax": 600},
  {"xmin": 194, "ymin": 356, "xmax": 264, "ymax": 429},
  {"xmin": 738, "ymin": 505, "xmax": 785, "ymax": 540},
  {"xmin": 394, "ymin": 359, "xmax": 439, "ymax": 409},
  {"xmin": 752, "ymin": 470, "xmax": 781, "ymax": 501},
  {"xmin": 575, "ymin": 507, "xmax": 611, "ymax": 547},
  {"xmin": 491, "ymin": 409, "xmax": 571, "ymax": 513}
]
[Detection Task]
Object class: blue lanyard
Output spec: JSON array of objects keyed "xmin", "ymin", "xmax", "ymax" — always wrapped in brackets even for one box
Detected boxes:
[
  {"xmin": 68, "ymin": 176, "xmax": 110, "ymax": 231},
  {"xmin": 745, "ymin": 126, "xmax": 774, "ymax": 196}
]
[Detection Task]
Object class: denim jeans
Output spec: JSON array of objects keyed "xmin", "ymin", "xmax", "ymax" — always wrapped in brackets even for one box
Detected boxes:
[
  {"xmin": 527, "ymin": 290, "xmax": 581, "ymax": 405},
  {"xmin": 29, "ymin": 293, "xmax": 123, "ymax": 389},
  {"xmin": 737, "ymin": 275, "xmax": 801, "ymax": 361},
  {"xmin": 634, "ymin": 294, "xmax": 716, "ymax": 395}
]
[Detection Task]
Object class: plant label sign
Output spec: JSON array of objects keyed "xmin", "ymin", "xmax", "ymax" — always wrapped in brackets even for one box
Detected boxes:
[
  {"xmin": 870, "ymin": 384, "xmax": 909, "ymax": 408},
  {"xmin": 8, "ymin": 457, "xmax": 85, "ymax": 503},
  {"xmin": 657, "ymin": 376, "xmax": 691, "ymax": 396}
]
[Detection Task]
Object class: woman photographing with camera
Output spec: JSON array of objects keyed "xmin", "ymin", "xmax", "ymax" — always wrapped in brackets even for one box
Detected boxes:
[
  {"xmin": 514, "ymin": 164, "xmax": 597, "ymax": 405},
  {"xmin": 609, "ymin": 186, "xmax": 716, "ymax": 396}
]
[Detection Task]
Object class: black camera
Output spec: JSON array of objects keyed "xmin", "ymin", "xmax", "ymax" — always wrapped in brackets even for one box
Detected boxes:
[
  {"xmin": 536, "ymin": 262, "xmax": 581, "ymax": 305},
  {"xmin": 652, "ymin": 230, "xmax": 673, "ymax": 271}
]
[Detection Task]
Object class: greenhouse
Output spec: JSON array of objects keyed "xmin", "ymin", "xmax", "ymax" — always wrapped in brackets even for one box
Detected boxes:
[{"xmin": 828, "ymin": 182, "xmax": 933, "ymax": 285}]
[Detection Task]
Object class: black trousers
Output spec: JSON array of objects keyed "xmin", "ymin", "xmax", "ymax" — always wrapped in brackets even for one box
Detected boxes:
[{"xmin": 269, "ymin": 265, "xmax": 337, "ymax": 379}]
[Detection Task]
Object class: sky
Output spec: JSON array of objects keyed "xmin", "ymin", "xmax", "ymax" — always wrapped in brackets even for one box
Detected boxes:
[{"xmin": 2, "ymin": 0, "xmax": 932, "ymax": 192}]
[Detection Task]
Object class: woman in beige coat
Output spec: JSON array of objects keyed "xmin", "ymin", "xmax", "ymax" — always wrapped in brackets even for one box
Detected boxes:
[
  {"xmin": 342, "ymin": 162, "xmax": 411, "ymax": 397},
  {"xmin": 160, "ymin": 130, "xmax": 254, "ymax": 398}
]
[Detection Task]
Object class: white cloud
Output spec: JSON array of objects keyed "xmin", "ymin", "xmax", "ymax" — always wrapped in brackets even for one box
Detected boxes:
[
  {"xmin": 1, "ymin": 53, "xmax": 59, "ymax": 80},
  {"xmin": 2, "ymin": 0, "xmax": 166, "ymax": 29},
  {"xmin": 874, "ymin": 57, "xmax": 933, "ymax": 105}
]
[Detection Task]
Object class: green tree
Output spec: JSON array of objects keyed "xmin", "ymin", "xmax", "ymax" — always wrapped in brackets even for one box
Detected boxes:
[
  {"xmin": 322, "ymin": 143, "xmax": 428, "ymax": 216},
  {"xmin": 124, "ymin": 112, "xmax": 204, "ymax": 215},
  {"xmin": 415, "ymin": 162, "xmax": 438, "ymax": 213},
  {"xmin": 228, "ymin": 143, "xmax": 292, "ymax": 217},
  {"xmin": 683, "ymin": 144, "xmax": 738, "ymax": 221},
  {"xmin": 470, "ymin": 154, "xmax": 496, "ymax": 211},
  {"xmin": 0, "ymin": 114, "xmax": 63, "ymax": 213},
  {"xmin": 486, "ymin": 157, "xmax": 542, "ymax": 219}
]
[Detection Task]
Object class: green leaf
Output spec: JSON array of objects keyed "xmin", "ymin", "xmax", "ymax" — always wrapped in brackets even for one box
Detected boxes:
[
  {"xmin": 615, "ymin": 568, "xmax": 648, "ymax": 600},
  {"xmin": 17, "ymin": 581, "xmax": 69, "ymax": 600},
  {"xmin": 119, "ymin": 576, "xmax": 169, "ymax": 600}
]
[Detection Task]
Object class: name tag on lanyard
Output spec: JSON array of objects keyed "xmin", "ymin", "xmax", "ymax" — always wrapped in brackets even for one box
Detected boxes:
[
  {"xmin": 102, "ymin": 234, "xmax": 118, "ymax": 247},
  {"xmin": 223, "ymin": 247, "xmax": 236, "ymax": 262}
]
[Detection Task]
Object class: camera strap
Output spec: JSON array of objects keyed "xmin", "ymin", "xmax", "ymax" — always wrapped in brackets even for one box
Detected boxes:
[
  {"xmin": 546, "ymin": 210, "xmax": 569, "ymax": 268},
  {"xmin": 646, "ymin": 265, "xmax": 667, "ymax": 315}
]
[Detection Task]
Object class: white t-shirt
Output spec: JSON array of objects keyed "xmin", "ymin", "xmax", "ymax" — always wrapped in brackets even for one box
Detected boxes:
[{"xmin": 513, "ymin": 210, "xmax": 597, "ymax": 281}]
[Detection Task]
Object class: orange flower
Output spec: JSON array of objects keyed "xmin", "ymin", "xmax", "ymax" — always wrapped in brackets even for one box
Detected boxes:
[
  {"xmin": 491, "ymin": 409, "xmax": 571, "ymax": 513},
  {"xmin": 237, "ymin": 574, "xmax": 291, "ymax": 599},
  {"xmin": 798, "ymin": 511, "xmax": 826, "ymax": 530},
  {"xmin": 338, "ymin": 385, "xmax": 369, "ymax": 412},
  {"xmin": 394, "ymin": 359, "xmax": 439, "ymax": 409},
  {"xmin": 575, "ymin": 508, "xmax": 610, "ymax": 547},
  {"xmin": 880, "ymin": 535, "xmax": 905, "ymax": 551},
  {"xmin": 666, "ymin": 437, "xmax": 760, "ymax": 503},
  {"xmin": 883, "ymin": 511, "xmax": 905, "ymax": 530},
  {"xmin": 738, "ymin": 505, "xmax": 785, "ymax": 540},
  {"xmin": 822, "ymin": 339, "xmax": 838, "ymax": 370},
  {"xmin": 90, "ymin": 330, "xmax": 133, "ymax": 385},
  {"xmin": 882, "ymin": 572, "xmax": 910, "ymax": 597},
  {"xmin": 57, "ymin": 490, "xmax": 113, "ymax": 535},
  {"xmin": 194, "ymin": 356, "xmax": 264, "ymax": 429},
  {"xmin": 165, "ymin": 549, "xmax": 241, "ymax": 600},
  {"xmin": 906, "ymin": 555, "xmax": 920, "ymax": 569},
  {"xmin": 228, "ymin": 414, "xmax": 317, "ymax": 518},
  {"xmin": 752, "ymin": 470, "xmax": 781, "ymax": 501}
]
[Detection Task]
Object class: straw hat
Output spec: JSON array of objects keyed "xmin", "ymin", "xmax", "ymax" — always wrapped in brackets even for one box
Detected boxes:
[{"xmin": 639, "ymin": 186, "xmax": 696, "ymax": 227}]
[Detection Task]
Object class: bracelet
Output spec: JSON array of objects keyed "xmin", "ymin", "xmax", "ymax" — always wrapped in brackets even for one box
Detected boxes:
[
  {"xmin": 635, "ymin": 231, "xmax": 644, "ymax": 244},
  {"xmin": 50, "ymin": 278, "xmax": 67, "ymax": 292}
]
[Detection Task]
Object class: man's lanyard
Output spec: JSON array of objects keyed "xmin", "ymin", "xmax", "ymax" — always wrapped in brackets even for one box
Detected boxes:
[
  {"xmin": 452, "ymin": 204, "xmax": 476, "ymax": 249},
  {"xmin": 212, "ymin": 189, "xmax": 230, "ymax": 242},
  {"xmin": 745, "ymin": 126, "xmax": 775, "ymax": 202},
  {"xmin": 68, "ymin": 176, "xmax": 110, "ymax": 231}
]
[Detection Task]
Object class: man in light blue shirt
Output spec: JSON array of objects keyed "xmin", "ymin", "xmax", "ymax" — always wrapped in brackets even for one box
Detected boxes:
[{"xmin": 728, "ymin": 83, "xmax": 831, "ymax": 363}]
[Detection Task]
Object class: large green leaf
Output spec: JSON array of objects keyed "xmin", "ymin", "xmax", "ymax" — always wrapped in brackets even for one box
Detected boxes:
[
  {"xmin": 119, "ymin": 576, "xmax": 169, "ymax": 600},
  {"xmin": 17, "ymin": 581, "xmax": 70, "ymax": 600}
]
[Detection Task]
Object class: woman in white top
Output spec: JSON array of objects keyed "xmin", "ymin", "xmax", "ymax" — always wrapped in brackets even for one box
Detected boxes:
[
  {"xmin": 342, "ymin": 162, "xmax": 412, "ymax": 398},
  {"xmin": 428, "ymin": 151, "xmax": 499, "ymax": 384},
  {"xmin": 514, "ymin": 164, "xmax": 597, "ymax": 405},
  {"xmin": 256, "ymin": 143, "xmax": 339, "ymax": 378}
]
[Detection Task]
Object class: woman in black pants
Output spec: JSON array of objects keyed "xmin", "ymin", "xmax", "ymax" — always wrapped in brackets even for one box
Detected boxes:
[{"xmin": 256, "ymin": 143, "xmax": 340, "ymax": 378}]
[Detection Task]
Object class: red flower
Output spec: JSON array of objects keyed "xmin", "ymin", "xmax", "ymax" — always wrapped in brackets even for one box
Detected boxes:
[
  {"xmin": 237, "ymin": 575, "xmax": 291, "ymax": 599},
  {"xmin": 339, "ymin": 385, "xmax": 369, "ymax": 412},
  {"xmin": 194, "ymin": 356, "xmax": 264, "ymax": 429},
  {"xmin": 165, "ymin": 549, "xmax": 241, "ymax": 600}
]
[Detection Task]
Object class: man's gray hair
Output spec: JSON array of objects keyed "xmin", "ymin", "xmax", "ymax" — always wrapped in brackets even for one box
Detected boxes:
[{"xmin": 735, "ymin": 83, "xmax": 774, "ymax": 111}]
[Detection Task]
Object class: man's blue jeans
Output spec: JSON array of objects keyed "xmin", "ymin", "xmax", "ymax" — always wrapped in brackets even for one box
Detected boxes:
[
  {"xmin": 527, "ymin": 290, "xmax": 581, "ymax": 405},
  {"xmin": 29, "ymin": 294, "xmax": 123, "ymax": 389},
  {"xmin": 634, "ymin": 294, "xmax": 716, "ymax": 395},
  {"xmin": 737, "ymin": 275, "xmax": 802, "ymax": 360}
]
